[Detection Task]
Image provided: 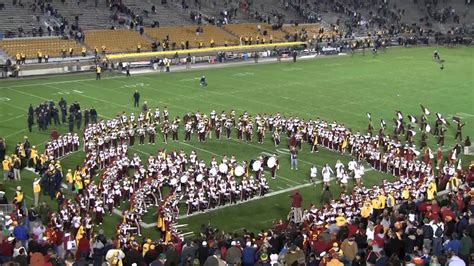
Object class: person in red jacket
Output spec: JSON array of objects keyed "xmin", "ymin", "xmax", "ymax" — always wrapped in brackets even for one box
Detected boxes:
[{"xmin": 76, "ymin": 237, "xmax": 90, "ymax": 260}]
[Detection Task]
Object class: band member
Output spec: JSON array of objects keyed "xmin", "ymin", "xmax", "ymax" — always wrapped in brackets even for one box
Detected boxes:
[
  {"xmin": 147, "ymin": 124, "xmax": 156, "ymax": 145},
  {"xmin": 309, "ymin": 165, "xmax": 317, "ymax": 184},
  {"xmin": 322, "ymin": 164, "xmax": 333, "ymax": 187},
  {"xmin": 225, "ymin": 119, "xmax": 232, "ymax": 139},
  {"xmin": 257, "ymin": 123, "xmax": 265, "ymax": 144},
  {"xmin": 273, "ymin": 130, "xmax": 280, "ymax": 147},
  {"xmin": 128, "ymin": 127, "xmax": 135, "ymax": 146},
  {"xmin": 311, "ymin": 132, "xmax": 318, "ymax": 153},
  {"xmin": 161, "ymin": 122, "xmax": 169, "ymax": 144},
  {"xmin": 171, "ymin": 121, "xmax": 179, "ymax": 141},
  {"xmin": 137, "ymin": 127, "xmax": 145, "ymax": 145},
  {"xmin": 454, "ymin": 122, "xmax": 465, "ymax": 141},
  {"xmin": 437, "ymin": 127, "xmax": 445, "ymax": 146},
  {"xmin": 269, "ymin": 154, "xmax": 279, "ymax": 179},
  {"xmin": 184, "ymin": 122, "xmax": 192, "ymax": 141},
  {"xmin": 215, "ymin": 121, "xmax": 221, "ymax": 140}
]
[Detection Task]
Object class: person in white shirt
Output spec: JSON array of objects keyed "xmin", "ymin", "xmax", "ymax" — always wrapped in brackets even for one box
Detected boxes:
[{"xmin": 310, "ymin": 165, "xmax": 317, "ymax": 184}]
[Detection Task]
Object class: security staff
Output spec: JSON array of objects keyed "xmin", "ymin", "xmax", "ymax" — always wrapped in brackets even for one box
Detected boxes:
[
  {"xmin": 27, "ymin": 114, "xmax": 34, "ymax": 132},
  {"xmin": 96, "ymin": 65, "xmax": 102, "ymax": 80},
  {"xmin": 13, "ymin": 186, "xmax": 23, "ymax": 209},
  {"xmin": 133, "ymin": 90, "xmax": 140, "ymax": 107}
]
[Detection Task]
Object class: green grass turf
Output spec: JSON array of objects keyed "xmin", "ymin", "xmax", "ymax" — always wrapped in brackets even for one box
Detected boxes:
[{"xmin": 0, "ymin": 46, "xmax": 473, "ymax": 238}]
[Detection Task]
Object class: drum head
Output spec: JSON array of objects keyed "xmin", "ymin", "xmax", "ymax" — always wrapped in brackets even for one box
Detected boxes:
[
  {"xmin": 234, "ymin": 165, "xmax": 245, "ymax": 177},
  {"xmin": 252, "ymin": 161, "xmax": 262, "ymax": 171}
]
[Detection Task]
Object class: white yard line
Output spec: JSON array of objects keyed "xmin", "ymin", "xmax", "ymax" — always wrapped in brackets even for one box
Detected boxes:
[
  {"xmin": 0, "ymin": 114, "xmax": 25, "ymax": 124},
  {"xmin": 0, "ymin": 75, "xmax": 125, "ymax": 90},
  {"xmin": 4, "ymin": 128, "xmax": 28, "ymax": 138}
]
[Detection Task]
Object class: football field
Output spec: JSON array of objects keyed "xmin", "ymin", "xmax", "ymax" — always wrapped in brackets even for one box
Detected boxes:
[{"xmin": 0, "ymin": 46, "xmax": 473, "ymax": 238}]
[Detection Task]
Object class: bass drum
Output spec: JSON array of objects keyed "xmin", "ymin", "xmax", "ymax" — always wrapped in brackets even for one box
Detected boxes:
[
  {"xmin": 180, "ymin": 175, "xmax": 188, "ymax": 184},
  {"xmin": 196, "ymin": 174, "xmax": 204, "ymax": 183},
  {"xmin": 209, "ymin": 167, "xmax": 218, "ymax": 176},
  {"xmin": 234, "ymin": 165, "xmax": 245, "ymax": 177},
  {"xmin": 219, "ymin": 163, "xmax": 228, "ymax": 174},
  {"xmin": 267, "ymin": 156, "xmax": 276, "ymax": 168},
  {"xmin": 252, "ymin": 160, "xmax": 262, "ymax": 172},
  {"xmin": 169, "ymin": 178, "xmax": 178, "ymax": 186}
]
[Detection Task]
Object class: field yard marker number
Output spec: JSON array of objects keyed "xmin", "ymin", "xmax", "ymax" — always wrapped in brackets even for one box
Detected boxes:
[
  {"xmin": 120, "ymin": 83, "xmax": 150, "ymax": 88},
  {"xmin": 0, "ymin": 97, "xmax": 11, "ymax": 101},
  {"xmin": 232, "ymin": 72, "xmax": 254, "ymax": 77}
]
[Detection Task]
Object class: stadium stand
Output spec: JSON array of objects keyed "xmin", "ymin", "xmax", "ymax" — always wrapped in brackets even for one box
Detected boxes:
[
  {"xmin": 84, "ymin": 29, "xmax": 152, "ymax": 54},
  {"xmin": 121, "ymin": 0, "xmax": 194, "ymax": 27},
  {"xmin": 0, "ymin": 1, "xmax": 43, "ymax": 38},
  {"xmin": 0, "ymin": 37, "xmax": 83, "ymax": 58},
  {"xmin": 144, "ymin": 25, "xmax": 239, "ymax": 48},
  {"xmin": 46, "ymin": 0, "xmax": 115, "ymax": 30}
]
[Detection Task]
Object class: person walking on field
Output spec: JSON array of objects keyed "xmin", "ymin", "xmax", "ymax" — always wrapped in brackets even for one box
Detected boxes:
[
  {"xmin": 133, "ymin": 90, "xmax": 140, "ymax": 107},
  {"xmin": 96, "ymin": 65, "xmax": 102, "ymax": 80}
]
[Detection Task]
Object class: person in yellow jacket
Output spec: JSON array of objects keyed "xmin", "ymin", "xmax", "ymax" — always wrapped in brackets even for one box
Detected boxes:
[
  {"xmin": 447, "ymin": 175, "xmax": 459, "ymax": 192},
  {"xmin": 33, "ymin": 177, "xmax": 41, "ymax": 207},
  {"xmin": 37, "ymin": 50, "xmax": 43, "ymax": 63},
  {"xmin": 360, "ymin": 201, "xmax": 372, "ymax": 219},
  {"xmin": 96, "ymin": 65, "xmax": 102, "ymax": 80},
  {"xmin": 386, "ymin": 192, "xmax": 395, "ymax": 209},
  {"xmin": 137, "ymin": 43, "xmax": 141, "ymax": 53},
  {"xmin": 2, "ymin": 156, "xmax": 11, "ymax": 181},
  {"xmin": 401, "ymin": 186, "xmax": 410, "ymax": 200},
  {"xmin": 371, "ymin": 196, "xmax": 383, "ymax": 218},
  {"xmin": 15, "ymin": 53, "xmax": 21, "ymax": 64},
  {"xmin": 66, "ymin": 169, "xmax": 73, "ymax": 191},
  {"xmin": 210, "ymin": 39, "xmax": 215, "ymax": 48},
  {"xmin": 378, "ymin": 194, "xmax": 386, "ymax": 209},
  {"xmin": 142, "ymin": 239, "xmax": 152, "ymax": 256},
  {"xmin": 81, "ymin": 47, "xmax": 87, "ymax": 57},
  {"xmin": 427, "ymin": 180, "xmax": 437, "ymax": 200},
  {"xmin": 29, "ymin": 146, "xmax": 38, "ymax": 168},
  {"xmin": 13, "ymin": 186, "xmax": 23, "ymax": 208},
  {"xmin": 335, "ymin": 214, "xmax": 346, "ymax": 227},
  {"xmin": 74, "ymin": 173, "xmax": 83, "ymax": 193}
]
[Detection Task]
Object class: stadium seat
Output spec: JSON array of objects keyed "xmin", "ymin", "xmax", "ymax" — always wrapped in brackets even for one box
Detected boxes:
[
  {"xmin": 84, "ymin": 29, "xmax": 152, "ymax": 54},
  {"xmin": 144, "ymin": 25, "xmax": 239, "ymax": 48},
  {"xmin": 0, "ymin": 38, "xmax": 84, "ymax": 58},
  {"xmin": 223, "ymin": 23, "xmax": 288, "ymax": 43}
]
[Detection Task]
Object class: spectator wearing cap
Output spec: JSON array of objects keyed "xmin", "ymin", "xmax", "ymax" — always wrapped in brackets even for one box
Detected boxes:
[
  {"xmin": 242, "ymin": 241, "xmax": 256, "ymax": 266},
  {"xmin": 198, "ymin": 241, "xmax": 210, "ymax": 265},
  {"xmin": 151, "ymin": 253, "xmax": 167, "ymax": 266},
  {"xmin": 225, "ymin": 240, "xmax": 242, "ymax": 264},
  {"xmin": 0, "ymin": 237, "xmax": 14, "ymax": 263},
  {"xmin": 443, "ymin": 233, "xmax": 461, "ymax": 255},
  {"xmin": 459, "ymin": 230, "xmax": 472, "ymax": 264}
]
